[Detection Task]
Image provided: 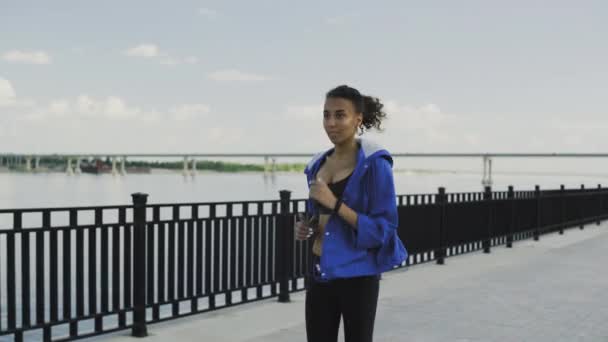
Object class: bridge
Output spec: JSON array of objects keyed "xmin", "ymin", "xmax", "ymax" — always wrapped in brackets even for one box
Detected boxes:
[{"xmin": 2, "ymin": 152, "xmax": 608, "ymax": 187}]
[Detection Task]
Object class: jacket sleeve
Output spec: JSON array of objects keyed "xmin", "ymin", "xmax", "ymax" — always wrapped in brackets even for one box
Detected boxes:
[{"xmin": 354, "ymin": 157, "xmax": 398, "ymax": 250}]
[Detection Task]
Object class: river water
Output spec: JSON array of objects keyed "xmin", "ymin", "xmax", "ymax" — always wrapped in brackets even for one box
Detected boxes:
[{"xmin": 1, "ymin": 159, "xmax": 608, "ymax": 340}]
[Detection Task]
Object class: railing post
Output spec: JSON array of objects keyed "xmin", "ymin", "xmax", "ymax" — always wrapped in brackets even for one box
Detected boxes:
[
  {"xmin": 597, "ymin": 184, "xmax": 602, "ymax": 225},
  {"xmin": 131, "ymin": 193, "xmax": 148, "ymax": 337},
  {"xmin": 277, "ymin": 190, "xmax": 292, "ymax": 303},
  {"xmin": 483, "ymin": 186, "xmax": 492, "ymax": 253},
  {"xmin": 507, "ymin": 185, "xmax": 514, "ymax": 248},
  {"xmin": 603, "ymin": 184, "xmax": 607, "ymax": 220},
  {"xmin": 436, "ymin": 187, "xmax": 447, "ymax": 265},
  {"xmin": 560, "ymin": 185, "xmax": 565, "ymax": 235},
  {"xmin": 580, "ymin": 184, "xmax": 585, "ymax": 230},
  {"xmin": 534, "ymin": 185, "xmax": 540, "ymax": 241}
]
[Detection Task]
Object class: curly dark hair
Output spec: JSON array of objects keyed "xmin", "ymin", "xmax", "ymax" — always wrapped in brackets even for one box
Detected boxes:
[{"xmin": 326, "ymin": 85, "xmax": 387, "ymax": 135}]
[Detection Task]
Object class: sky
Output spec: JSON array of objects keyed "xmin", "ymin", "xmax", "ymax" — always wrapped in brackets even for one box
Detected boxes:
[{"xmin": 1, "ymin": 0, "xmax": 607, "ymax": 155}]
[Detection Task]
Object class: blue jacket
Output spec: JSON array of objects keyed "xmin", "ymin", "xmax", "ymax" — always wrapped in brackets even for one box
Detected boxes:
[{"xmin": 304, "ymin": 137, "xmax": 408, "ymax": 281}]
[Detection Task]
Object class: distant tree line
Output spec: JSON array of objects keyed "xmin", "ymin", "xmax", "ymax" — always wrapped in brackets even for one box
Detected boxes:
[{"xmin": 17, "ymin": 156, "xmax": 307, "ymax": 173}]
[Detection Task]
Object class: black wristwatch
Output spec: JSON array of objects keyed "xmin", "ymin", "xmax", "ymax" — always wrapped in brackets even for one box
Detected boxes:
[{"xmin": 332, "ymin": 198, "xmax": 343, "ymax": 215}]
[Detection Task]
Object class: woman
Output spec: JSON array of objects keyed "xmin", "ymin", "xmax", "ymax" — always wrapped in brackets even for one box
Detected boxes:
[{"xmin": 295, "ymin": 85, "xmax": 408, "ymax": 342}]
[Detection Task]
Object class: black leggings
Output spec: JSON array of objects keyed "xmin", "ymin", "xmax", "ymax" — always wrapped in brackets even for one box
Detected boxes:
[{"xmin": 305, "ymin": 275, "xmax": 380, "ymax": 342}]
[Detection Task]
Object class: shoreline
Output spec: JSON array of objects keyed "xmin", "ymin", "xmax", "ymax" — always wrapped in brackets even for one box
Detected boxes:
[{"xmin": 3, "ymin": 167, "xmax": 608, "ymax": 178}]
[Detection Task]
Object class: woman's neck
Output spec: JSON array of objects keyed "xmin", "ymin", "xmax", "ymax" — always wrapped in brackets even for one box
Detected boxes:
[{"xmin": 332, "ymin": 138, "xmax": 358, "ymax": 161}]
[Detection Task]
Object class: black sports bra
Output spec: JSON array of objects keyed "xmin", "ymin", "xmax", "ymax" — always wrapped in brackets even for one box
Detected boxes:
[
  {"xmin": 316, "ymin": 172, "xmax": 353, "ymax": 214},
  {"xmin": 329, "ymin": 173, "xmax": 351, "ymax": 198},
  {"xmin": 313, "ymin": 147, "xmax": 358, "ymax": 214}
]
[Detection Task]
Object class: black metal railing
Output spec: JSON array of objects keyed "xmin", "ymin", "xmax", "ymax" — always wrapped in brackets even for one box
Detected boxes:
[{"xmin": 1, "ymin": 184, "xmax": 607, "ymax": 341}]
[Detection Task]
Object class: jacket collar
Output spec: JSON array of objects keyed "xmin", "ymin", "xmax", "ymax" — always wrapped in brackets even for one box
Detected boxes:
[{"xmin": 304, "ymin": 137, "xmax": 392, "ymax": 181}]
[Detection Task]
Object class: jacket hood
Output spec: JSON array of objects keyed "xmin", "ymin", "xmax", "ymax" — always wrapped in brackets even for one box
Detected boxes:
[{"xmin": 304, "ymin": 137, "xmax": 393, "ymax": 177}]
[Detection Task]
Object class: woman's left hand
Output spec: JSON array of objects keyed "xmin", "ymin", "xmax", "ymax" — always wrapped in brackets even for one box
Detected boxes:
[{"xmin": 309, "ymin": 176, "xmax": 337, "ymax": 210}]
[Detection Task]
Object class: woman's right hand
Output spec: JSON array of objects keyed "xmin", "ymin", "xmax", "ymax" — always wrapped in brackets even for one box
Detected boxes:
[{"xmin": 295, "ymin": 214, "xmax": 314, "ymax": 241}]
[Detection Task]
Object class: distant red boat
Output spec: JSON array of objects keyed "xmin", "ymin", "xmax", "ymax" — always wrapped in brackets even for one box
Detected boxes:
[{"xmin": 80, "ymin": 159, "xmax": 150, "ymax": 174}]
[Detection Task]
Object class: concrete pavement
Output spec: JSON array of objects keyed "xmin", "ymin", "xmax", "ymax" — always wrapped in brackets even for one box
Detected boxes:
[{"xmin": 102, "ymin": 223, "xmax": 608, "ymax": 342}]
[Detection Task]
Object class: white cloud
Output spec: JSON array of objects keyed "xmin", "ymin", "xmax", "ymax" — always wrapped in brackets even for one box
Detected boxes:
[
  {"xmin": 124, "ymin": 44, "xmax": 199, "ymax": 66},
  {"xmin": 465, "ymin": 134, "xmax": 480, "ymax": 146},
  {"xmin": 184, "ymin": 56, "xmax": 199, "ymax": 64},
  {"xmin": 160, "ymin": 56, "xmax": 199, "ymax": 66},
  {"xmin": 208, "ymin": 69, "xmax": 273, "ymax": 81},
  {"xmin": 371, "ymin": 100, "xmax": 459, "ymax": 149},
  {"xmin": 75, "ymin": 95, "xmax": 97, "ymax": 116},
  {"xmin": 20, "ymin": 95, "xmax": 140, "ymax": 121},
  {"xmin": 124, "ymin": 44, "xmax": 160, "ymax": 58},
  {"xmin": 0, "ymin": 78, "xmax": 17, "ymax": 106},
  {"xmin": 207, "ymin": 126, "xmax": 244, "ymax": 145},
  {"xmin": 198, "ymin": 8, "xmax": 218, "ymax": 18},
  {"xmin": 325, "ymin": 13, "xmax": 360, "ymax": 26},
  {"xmin": 48, "ymin": 99, "xmax": 70, "ymax": 116},
  {"xmin": 104, "ymin": 96, "xmax": 140, "ymax": 119},
  {"xmin": 169, "ymin": 104, "xmax": 210, "ymax": 121},
  {"xmin": 548, "ymin": 118, "xmax": 608, "ymax": 152},
  {"xmin": 282, "ymin": 100, "xmax": 478, "ymax": 153},
  {"xmin": 383, "ymin": 101, "xmax": 449, "ymax": 130},
  {"xmin": 14, "ymin": 94, "xmax": 210, "ymax": 124},
  {"xmin": 285, "ymin": 104, "xmax": 322, "ymax": 120},
  {"xmin": 2, "ymin": 50, "xmax": 52, "ymax": 64},
  {"xmin": 160, "ymin": 57, "xmax": 179, "ymax": 66}
]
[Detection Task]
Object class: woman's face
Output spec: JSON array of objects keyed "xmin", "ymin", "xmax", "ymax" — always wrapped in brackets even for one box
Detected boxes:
[{"xmin": 323, "ymin": 97, "xmax": 363, "ymax": 145}]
